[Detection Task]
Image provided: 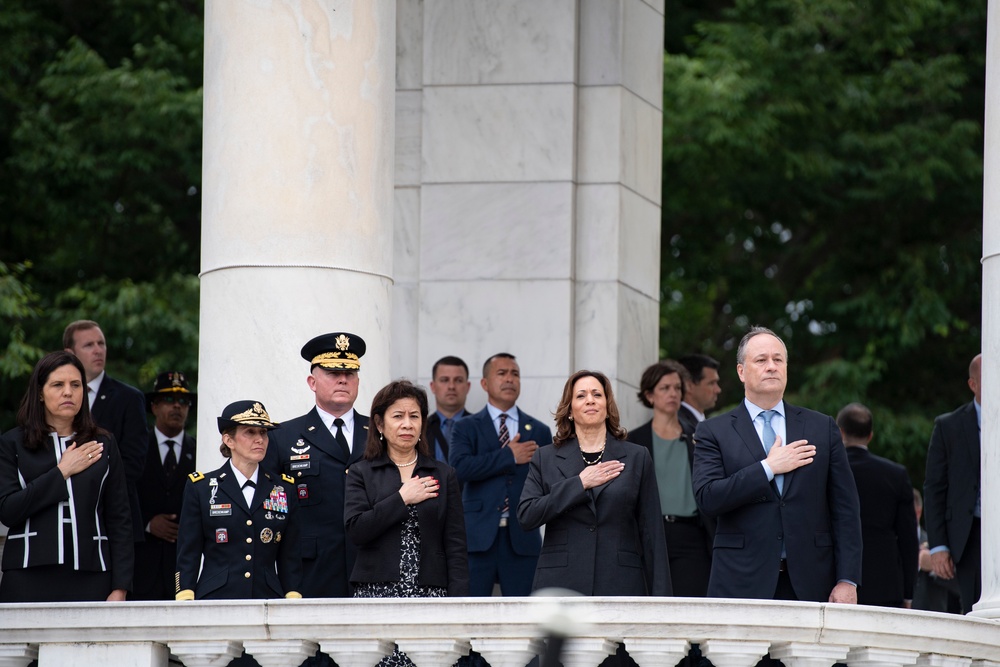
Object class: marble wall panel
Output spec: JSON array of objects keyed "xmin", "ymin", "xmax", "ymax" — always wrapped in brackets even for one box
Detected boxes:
[
  {"xmin": 622, "ymin": 0, "xmax": 665, "ymax": 109},
  {"xmin": 391, "ymin": 282, "xmax": 420, "ymax": 382},
  {"xmin": 422, "ymin": 84, "xmax": 576, "ymax": 183},
  {"xmin": 640, "ymin": 0, "xmax": 665, "ymax": 15},
  {"xmin": 618, "ymin": 283, "xmax": 661, "ymax": 387},
  {"xmin": 618, "ymin": 378, "xmax": 652, "ymax": 432},
  {"xmin": 619, "ymin": 186, "xmax": 661, "ymax": 298},
  {"xmin": 395, "ymin": 90, "xmax": 422, "ymax": 186},
  {"xmin": 423, "ymin": 0, "xmax": 576, "ymax": 85},
  {"xmin": 575, "ymin": 184, "xmax": 621, "ymax": 282},
  {"xmin": 396, "ymin": 0, "xmax": 423, "ymax": 90},
  {"xmin": 577, "ymin": 86, "xmax": 623, "ymax": 185},
  {"xmin": 417, "ymin": 279, "xmax": 573, "ymax": 383},
  {"xmin": 394, "ymin": 187, "xmax": 420, "ymax": 283},
  {"xmin": 579, "ymin": 0, "xmax": 623, "ymax": 87},
  {"xmin": 575, "ymin": 281, "xmax": 621, "ymax": 374},
  {"xmin": 621, "ymin": 89, "xmax": 663, "ymax": 205},
  {"xmin": 420, "ymin": 182, "xmax": 574, "ymax": 281}
]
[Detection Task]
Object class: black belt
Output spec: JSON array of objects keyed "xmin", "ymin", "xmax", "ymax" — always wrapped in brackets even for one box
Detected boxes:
[{"xmin": 664, "ymin": 514, "xmax": 700, "ymax": 525}]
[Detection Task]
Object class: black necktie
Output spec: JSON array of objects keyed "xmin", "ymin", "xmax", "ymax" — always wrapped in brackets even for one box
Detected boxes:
[
  {"xmin": 242, "ymin": 479, "xmax": 255, "ymax": 489},
  {"xmin": 163, "ymin": 440, "xmax": 178, "ymax": 482},
  {"xmin": 334, "ymin": 418, "xmax": 351, "ymax": 459}
]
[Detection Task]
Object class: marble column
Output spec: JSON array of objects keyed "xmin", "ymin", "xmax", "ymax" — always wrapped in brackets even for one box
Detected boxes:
[
  {"xmin": 393, "ymin": 0, "xmax": 664, "ymax": 426},
  {"xmin": 197, "ymin": 0, "xmax": 396, "ymax": 461},
  {"xmin": 971, "ymin": 0, "xmax": 1000, "ymax": 620}
]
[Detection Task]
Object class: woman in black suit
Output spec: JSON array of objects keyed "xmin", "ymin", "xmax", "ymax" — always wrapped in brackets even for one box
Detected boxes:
[
  {"xmin": 345, "ymin": 380, "xmax": 468, "ymax": 666},
  {"xmin": 175, "ymin": 400, "xmax": 302, "ymax": 600},
  {"xmin": 0, "ymin": 351, "xmax": 133, "ymax": 602},
  {"xmin": 517, "ymin": 370, "xmax": 670, "ymax": 596},
  {"xmin": 630, "ymin": 360, "xmax": 713, "ymax": 597}
]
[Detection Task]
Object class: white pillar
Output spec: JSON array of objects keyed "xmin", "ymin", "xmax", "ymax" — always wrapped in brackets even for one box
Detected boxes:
[
  {"xmin": 972, "ymin": 0, "xmax": 1000, "ymax": 619},
  {"xmin": 393, "ymin": 0, "xmax": 664, "ymax": 424},
  {"xmin": 197, "ymin": 0, "xmax": 396, "ymax": 463}
]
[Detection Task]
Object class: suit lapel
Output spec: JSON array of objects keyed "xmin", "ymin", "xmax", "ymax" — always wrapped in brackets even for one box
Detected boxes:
[
  {"xmin": 218, "ymin": 464, "xmax": 251, "ymax": 516},
  {"xmin": 350, "ymin": 410, "xmax": 368, "ymax": 465},
  {"xmin": 732, "ymin": 407, "xmax": 766, "ymax": 463},
  {"xmin": 781, "ymin": 404, "xmax": 804, "ymax": 497},
  {"xmin": 554, "ymin": 441, "xmax": 593, "ymax": 514},
  {"xmin": 591, "ymin": 438, "xmax": 628, "ymax": 504},
  {"xmin": 91, "ymin": 376, "xmax": 114, "ymax": 420},
  {"xmin": 477, "ymin": 409, "xmax": 499, "ymax": 451},
  {"xmin": 299, "ymin": 408, "xmax": 345, "ymax": 463}
]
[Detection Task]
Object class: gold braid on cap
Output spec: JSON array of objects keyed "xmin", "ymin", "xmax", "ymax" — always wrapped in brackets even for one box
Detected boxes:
[
  {"xmin": 310, "ymin": 351, "xmax": 360, "ymax": 368},
  {"xmin": 230, "ymin": 402, "xmax": 273, "ymax": 424},
  {"xmin": 157, "ymin": 386, "xmax": 191, "ymax": 394}
]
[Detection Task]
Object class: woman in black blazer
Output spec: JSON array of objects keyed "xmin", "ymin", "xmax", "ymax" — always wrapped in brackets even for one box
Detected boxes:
[
  {"xmin": 630, "ymin": 360, "xmax": 713, "ymax": 597},
  {"xmin": 345, "ymin": 380, "xmax": 468, "ymax": 598},
  {"xmin": 518, "ymin": 370, "xmax": 670, "ymax": 596},
  {"xmin": 0, "ymin": 351, "xmax": 133, "ymax": 602},
  {"xmin": 345, "ymin": 380, "xmax": 468, "ymax": 667}
]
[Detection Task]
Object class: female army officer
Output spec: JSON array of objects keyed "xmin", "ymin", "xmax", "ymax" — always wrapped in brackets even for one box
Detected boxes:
[{"xmin": 175, "ymin": 400, "xmax": 302, "ymax": 599}]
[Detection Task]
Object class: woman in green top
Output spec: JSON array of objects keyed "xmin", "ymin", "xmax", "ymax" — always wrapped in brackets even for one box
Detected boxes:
[{"xmin": 629, "ymin": 360, "xmax": 713, "ymax": 596}]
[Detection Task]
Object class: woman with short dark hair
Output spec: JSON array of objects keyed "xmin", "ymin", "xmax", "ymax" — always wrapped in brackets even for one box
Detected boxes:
[
  {"xmin": 175, "ymin": 400, "xmax": 302, "ymax": 600},
  {"xmin": 0, "ymin": 351, "xmax": 132, "ymax": 602}
]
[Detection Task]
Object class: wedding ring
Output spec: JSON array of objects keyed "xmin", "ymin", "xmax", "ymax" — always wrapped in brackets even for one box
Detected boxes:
[{"xmin": 87, "ymin": 453, "xmax": 93, "ymax": 459}]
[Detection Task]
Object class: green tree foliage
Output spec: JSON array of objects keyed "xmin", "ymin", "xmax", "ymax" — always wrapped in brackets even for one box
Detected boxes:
[
  {"xmin": 0, "ymin": 0, "xmax": 203, "ymax": 430},
  {"xmin": 661, "ymin": 0, "xmax": 986, "ymax": 485}
]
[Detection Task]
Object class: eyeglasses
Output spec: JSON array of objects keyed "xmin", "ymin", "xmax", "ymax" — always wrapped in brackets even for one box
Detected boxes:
[{"xmin": 157, "ymin": 395, "xmax": 192, "ymax": 406}]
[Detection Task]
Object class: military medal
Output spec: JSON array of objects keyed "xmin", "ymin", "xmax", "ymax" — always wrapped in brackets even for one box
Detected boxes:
[
  {"xmin": 260, "ymin": 527, "xmax": 273, "ymax": 543},
  {"xmin": 209, "ymin": 477, "xmax": 219, "ymax": 504},
  {"xmin": 276, "ymin": 531, "xmax": 282, "ymax": 543},
  {"xmin": 264, "ymin": 486, "xmax": 289, "ymax": 513}
]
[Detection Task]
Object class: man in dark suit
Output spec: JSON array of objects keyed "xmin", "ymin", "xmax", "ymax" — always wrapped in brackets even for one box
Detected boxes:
[
  {"xmin": 692, "ymin": 326, "xmax": 862, "ymax": 603},
  {"xmin": 924, "ymin": 354, "xmax": 982, "ymax": 613},
  {"xmin": 837, "ymin": 402, "xmax": 918, "ymax": 608},
  {"xmin": 677, "ymin": 354, "xmax": 722, "ymax": 434},
  {"xmin": 450, "ymin": 352, "xmax": 553, "ymax": 596},
  {"xmin": 427, "ymin": 355, "xmax": 472, "ymax": 462},
  {"xmin": 64, "ymin": 320, "xmax": 149, "ymax": 543},
  {"xmin": 132, "ymin": 371, "xmax": 197, "ymax": 600},
  {"xmin": 264, "ymin": 332, "xmax": 369, "ymax": 599}
]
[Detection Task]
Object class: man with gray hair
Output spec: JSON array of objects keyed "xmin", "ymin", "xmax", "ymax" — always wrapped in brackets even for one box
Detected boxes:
[{"xmin": 692, "ymin": 326, "xmax": 862, "ymax": 603}]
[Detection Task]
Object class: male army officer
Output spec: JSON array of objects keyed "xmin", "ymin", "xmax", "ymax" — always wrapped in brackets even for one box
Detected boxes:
[{"xmin": 264, "ymin": 332, "xmax": 369, "ymax": 598}]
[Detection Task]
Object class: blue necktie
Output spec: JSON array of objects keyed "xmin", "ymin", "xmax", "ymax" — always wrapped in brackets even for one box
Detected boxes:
[{"xmin": 761, "ymin": 410, "xmax": 783, "ymax": 495}]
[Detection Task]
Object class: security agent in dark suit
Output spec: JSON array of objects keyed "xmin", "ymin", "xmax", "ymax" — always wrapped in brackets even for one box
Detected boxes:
[
  {"xmin": 837, "ymin": 402, "xmax": 918, "ymax": 608},
  {"xmin": 692, "ymin": 327, "xmax": 862, "ymax": 603},
  {"xmin": 924, "ymin": 353, "xmax": 982, "ymax": 614},
  {"xmin": 677, "ymin": 354, "xmax": 722, "ymax": 434},
  {"xmin": 427, "ymin": 355, "xmax": 472, "ymax": 462},
  {"xmin": 64, "ymin": 320, "xmax": 150, "ymax": 542},
  {"xmin": 176, "ymin": 400, "xmax": 302, "ymax": 600},
  {"xmin": 450, "ymin": 352, "xmax": 553, "ymax": 596},
  {"xmin": 263, "ymin": 332, "xmax": 370, "ymax": 598},
  {"xmin": 132, "ymin": 371, "xmax": 198, "ymax": 600}
]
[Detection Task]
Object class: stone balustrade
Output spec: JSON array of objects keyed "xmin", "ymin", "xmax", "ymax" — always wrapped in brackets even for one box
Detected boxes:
[{"xmin": 0, "ymin": 598, "xmax": 999, "ymax": 667}]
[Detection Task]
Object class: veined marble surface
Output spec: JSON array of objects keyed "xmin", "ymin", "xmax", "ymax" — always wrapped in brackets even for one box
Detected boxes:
[
  {"xmin": 579, "ymin": 0, "xmax": 664, "ymax": 108},
  {"xmin": 396, "ymin": 0, "xmax": 423, "ymax": 90},
  {"xmin": 420, "ymin": 183, "xmax": 573, "ymax": 281},
  {"xmin": 395, "ymin": 90, "xmax": 422, "ymax": 186},
  {"xmin": 424, "ymin": 0, "xmax": 576, "ymax": 85},
  {"xmin": 422, "ymin": 84, "xmax": 576, "ymax": 183}
]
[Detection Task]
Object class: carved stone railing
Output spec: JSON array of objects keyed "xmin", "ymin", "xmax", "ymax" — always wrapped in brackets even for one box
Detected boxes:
[{"xmin": 0, "ymin": 598, "xmax": 998, "ymax": 667}]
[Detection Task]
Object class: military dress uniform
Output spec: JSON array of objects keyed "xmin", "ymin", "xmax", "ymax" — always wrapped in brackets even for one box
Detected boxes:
[{"xmin": 175, "ymin": 401, "xmax": 302, "ymax": 600}]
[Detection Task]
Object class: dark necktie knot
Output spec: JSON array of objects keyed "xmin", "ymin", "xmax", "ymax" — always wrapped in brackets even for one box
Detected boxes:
[
  {"xmin": 242, "ymin": 480, "xmax": 256, "ymax": 489},
  {"xmin": 334, "ymin": 417, "xmax": 345, "ymax": 427}
]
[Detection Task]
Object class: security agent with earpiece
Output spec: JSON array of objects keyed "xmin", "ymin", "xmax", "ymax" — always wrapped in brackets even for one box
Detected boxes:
[
  {"xmin": 175, "ymin": 400, "xmax": 302, "ymax": 600},
  {"xmin": 262, "ymin": 332, "xmax": 370, "ymax": 598}
]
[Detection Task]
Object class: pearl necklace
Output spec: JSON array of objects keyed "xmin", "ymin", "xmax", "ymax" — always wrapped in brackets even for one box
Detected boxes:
[
  {"xmin": 580, "ymin": 440, "xmax": 606, "ymax": 465},
  {"xmin": 392, "ymin": 454, "xmax": 418, "ymax": 467}
]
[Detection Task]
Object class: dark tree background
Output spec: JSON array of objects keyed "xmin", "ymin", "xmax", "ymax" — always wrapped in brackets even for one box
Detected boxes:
[
  {"xmin": 0, "ymin": 0, "xmax": 988, "ymax": 486},
  {"xmin": 0, "ymin": 0, "xmax": 203, "ymax": 429},
  {"xmin": 660, "ymin": 0, "xmax": 986, "ymax": 485}
]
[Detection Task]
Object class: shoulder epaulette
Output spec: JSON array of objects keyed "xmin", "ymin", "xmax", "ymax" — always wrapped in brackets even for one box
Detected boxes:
[
  {"xmin": 282, "ymin": 473, "xmax": 294, "ymax": 484},
  {"xmin": 189, "ymin": 471, "xmax": 205, "ymax": 483}
]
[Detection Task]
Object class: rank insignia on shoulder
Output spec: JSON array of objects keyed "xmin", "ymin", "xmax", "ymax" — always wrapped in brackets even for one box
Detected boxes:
[
  {"xmin": 282, "ymin": 473, "xmax": 294, "ymax": 484},
  {"xmin": 189, "ymin": 471, "xmax": 205, "ymax": 483}
]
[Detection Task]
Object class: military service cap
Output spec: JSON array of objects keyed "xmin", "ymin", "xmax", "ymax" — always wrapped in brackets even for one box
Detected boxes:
[
  {"xmin": 146, "ymin": 371, "xmax": 196, "ymax": 412},
  {"xmin": 301, "ymin": 332, "xmax": 366, "ymax": 371},
  {"xmin": 217, "ymin": 400, "xmax": 279, "ymax": 433}
]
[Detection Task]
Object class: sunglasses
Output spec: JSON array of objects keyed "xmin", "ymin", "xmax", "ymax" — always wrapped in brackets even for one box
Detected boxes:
[{"xmin": 157, "ymin": 395, "xmax": 192, "ymax": 406}]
